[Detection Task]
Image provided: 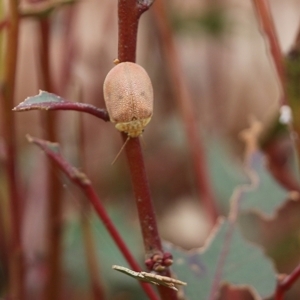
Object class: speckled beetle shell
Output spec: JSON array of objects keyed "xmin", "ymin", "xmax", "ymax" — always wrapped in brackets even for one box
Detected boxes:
[{"xmin": 103, "ymin": 62, "xmax": 153, "ymax": 138}]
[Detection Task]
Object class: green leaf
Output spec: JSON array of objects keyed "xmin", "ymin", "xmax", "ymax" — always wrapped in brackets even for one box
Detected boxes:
[
  {"xmin": 241, "ymin": 151, "xmax": 289, "ymax": 218},
  {"xmin": 206, "ymin": 138, "xmax": 249, "ymax": 213},
  {"xmin": 207, "ymin": 129, "xmax": 289, "ymax": 218},
  {"xmin": 63, "ymin": 209, "xmax": 147, "ymax": 299},
  {"xmin": 13, "ymin": 90, "xmax": 109, "ymax": 121},
  {"xmin": 167, "ymin": 218, "xmax": 277, "ymax": 300},
  {"xmin": 17, "ymin": 90, "xmax": 65, "ymax": 107}
]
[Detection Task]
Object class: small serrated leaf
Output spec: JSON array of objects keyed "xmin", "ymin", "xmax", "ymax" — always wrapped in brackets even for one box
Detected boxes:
[
  {"xmin": 14, "ymin": 90, "xmax": 65, "ymax": 111},
  {"xmin": 13, "ymin": 90, "xmax": 110, "ymax": 121}
]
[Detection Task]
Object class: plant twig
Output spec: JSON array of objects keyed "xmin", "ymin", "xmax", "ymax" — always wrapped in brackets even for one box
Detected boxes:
[
  {"xmin": 56, "ymin": 6, "xmax": 77, "ymax": 95},
  {"xmin": 13, "ymin": 94, "xmax": 110, "ymax": 121},
  {"xmin": 1, "ymin": 0, "xmax": 25, "ymax": 297},
  {"xmin": 118, "ymin": 0, "xmax": 161, "ymax": 258},
  {"xmin": 251, "ymin": 0, "xmax": 287, "ymax": 106},
  {"xmin": 251, "ymin": 0, "xmax": 300, "ymax": 192},
  {"xmin": 118, "ymin": 0, "xmax": 155, "ymax": 63},
  {"xmin": 152, "ymin": 0, "xmax": 219, "ymax": 225},
  {"xmin": 122, "ymin": 135, "xmax": 163, "ymax": 255},
  {"xmin": 275, "ymin": 263, "xmax": 300, "ymax": 300},
  {"xmin": 38, "ymin": 18, "xmax": 63, "ymax": 300},
  {"xmin": 80, "ymin": 207, "xmax": 107, "ymax": 299},
  {"xmin": 0, "ymin": 18, "xmax": 9, "ymax": 30},
  {"xmin": 26, "ymin": 135, "xmax": 159, "ymax": 300},
  {"xmin": 118, "ymin": 0, "xmax": 178, "ymax": 299},
  {"xmin": 77, "ymin": 103, "xmax": 106, "ymax": 300}
]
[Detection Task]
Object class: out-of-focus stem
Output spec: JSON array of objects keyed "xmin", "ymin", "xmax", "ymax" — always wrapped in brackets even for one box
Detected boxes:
[
  {"xmin": 0, "ymin": 18, "xmax": 9, "ymax": 31},
  {"xmin": 152, "ymin": 0, "xmax": 219, "ymax": 225},
  {"xmin": 1, "ymin": 0, "xmax": 25, "ymax": 297},
  {"xmin": 77, "ymin": 107, "xmax": 106, "ymax": 300},
  {"xmin": 251, "ymin": 0, "xmax": 287, "ymax": 106},
  {"xmin": 80, "ymin": 208, "xmax": 107, "ymax": 299},
  {"xmin": 57, "ymin": 6, "xmax": 76, "ymax": 95},
  {"xmin": 250, "ymin": 0, "xmax": 300, "ymax": 194},
  {"xmin": 275, "ymin": 263, "xmax": 300, "ymax": 300},
  {"xmin": 38, "ymin": 18, "xmax": 63, "ymax": 300}
]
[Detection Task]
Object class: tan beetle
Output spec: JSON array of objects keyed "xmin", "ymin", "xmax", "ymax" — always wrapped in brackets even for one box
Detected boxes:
[{"xmin": 103, "ymin": 61, "xmax": 153, "ymax": 138}]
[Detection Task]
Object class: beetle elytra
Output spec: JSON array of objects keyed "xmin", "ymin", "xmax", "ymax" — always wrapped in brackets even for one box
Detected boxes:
[{"xmin": 103, "ymin": 62, "xmax": 153, "ymax": 138}]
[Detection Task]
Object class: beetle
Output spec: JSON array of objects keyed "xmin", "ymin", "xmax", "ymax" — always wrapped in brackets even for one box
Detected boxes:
[{"xmin": 103, "ymin": 61, "xmax": 153, "ymax": 138}]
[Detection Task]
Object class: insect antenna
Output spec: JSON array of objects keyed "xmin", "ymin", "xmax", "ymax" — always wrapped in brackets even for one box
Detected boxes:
[{"xmin": 111, "ymin": 135, "xmax": 130, "ymax": 165}]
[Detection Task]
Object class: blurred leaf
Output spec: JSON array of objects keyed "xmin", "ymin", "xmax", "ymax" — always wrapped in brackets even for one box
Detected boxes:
[
  {"xmin": 166, "ymin": 218, "xmax": 276, "ymax": 300},
  {"xmin": 171, "ymin": 8, "xmax": 229, "ymax": 37},
  {"xmin": 63, "ymin": 207, "xmax": 147, "ymax": 299},
  {"xmin": 240, "ymin": 151, "xmax": 289, "ymax": 218},
  {"xmin": 207, "ymin": 121, "xmax": 289, "ymax": 218},
  {"xmin": 206, "ymin": 138, "xmax": 249, "ymax": 213}
]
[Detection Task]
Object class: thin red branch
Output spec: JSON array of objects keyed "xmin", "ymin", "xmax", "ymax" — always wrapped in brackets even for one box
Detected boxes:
[
  {"xmin": 26, "ymin": 135, "xmax": 159, "ymax": 300},
  {"xmin": 38, "ymin": 18, "xmax": 63, "ymax": 300},
  {"xmin": 77, "ymin": 100, "xmax": 106, "ymax": 300},
  {"xmin": 13, "ymin": 100, "xmax": 110, "ymax": 121},
  {"xmin": 0, "ymin": 18, "xmax": 9, "ymax": 30},
  {"xmin": 152, "ymin": 0, "xmax": 218, "ymax": 225},
  {"xmin": 275, "ymin": 263, "xmax": 300, "ymax": 300},
  {"xmin": 117, "ymin": 1, "xmax": 178, "ymax": 299},
  {"xmin": 57, "ymin": 6, "xmax": 77, "ymax": 95},
  {"xmin": 118, "ymin": 0, "xmax": 154, "ymax": 62},
  {"xmin": 251, "ymin": 0, "xmax": 300, "ymax": 201},
  {"xmin": 251, "ymin": 0, "xmax": 287, "ymax": 106},
  {"xmin": 80, "ymin": 210, "xmax": 106, "ymax": 299},
  {"xmin": 1, "ymin": 0, "xmax": 25, "ymax": 297},
  {"xmin": 118, "ymin": 0, "xmax": 163, "ymax": 257},
  {"xmin": 122, "ymin": 135, "xmax": 163, "ymax": 255}
]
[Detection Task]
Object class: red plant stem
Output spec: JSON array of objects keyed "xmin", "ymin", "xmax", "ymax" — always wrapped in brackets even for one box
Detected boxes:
[
  {"xmin": 118, "ymin": 0, "xmax": 161, "ymax": 257},
  {"xmin": 38, "ymin": 18, "xmax": 63, "ymax": 300},
  {"xmin": 27, "ymin": 135, "xmax": 159, "ymax": 300},
  {"xmin": 265, "ymin": 141, "xmax": 300, "ymax": 193},
  {"xmin": 118, "ymin": 0, "xmax": 145, "ymax": 62},
  {"xmin": 57, "ymin": 6, "xmax": 76, "ymax": 95},
  {"xmin": 152, "ymin": 0, "xmax": 218, "ymax": 225},
  {"xmin": 122, "ymin": 136, "xmax": 178, "ymax": 299},
  {"xmin": 77, "ymin": 111, "xmax": 106, "ymax": 300},
  {"xmin": 275, "ymin": 263, "xmax": 300, "ymax": 300},
  {"xmin": 251, "ymin": 0, "xmax": 287, "ymax": 106},
  {"xmin": 80, "ymin": 208, "xmax": 107, "ymax": 299},
  {"xmin": 1, "ymin": 0, "xmax": 25, "ymax": 298},
  {"xmin": 251, "ymin": 0, "xmax": 300, "ymax": 196},
  {"xmin": 118, "ymin": 1, "xmax": 178, "ymax": 299},
  {"xmin": 122, "ymin": 135, "xmax": 162, "ymax": 255},
  {"xmin": 0, "ymin": 18, "xmax": 9, "ymax": 30},
  {"xmin": 0, "ymin": 193, "xmax": 9, "ymax": 288},
  {"xmin": 76, "ymin": 184, "xmax": 159, "ymax": 299},
  {"xmin": 14, "ymin": 101, "xmax": 110, "ymax": 121}
]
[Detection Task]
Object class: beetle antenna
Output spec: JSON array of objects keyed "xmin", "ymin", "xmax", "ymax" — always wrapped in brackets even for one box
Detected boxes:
[
  {"xmin": 111, "ymin": 136, "xmax": 130, "ymax": 165},
  {"xmin": 140, "ymin": 134, "xmax": 146, "ymax": 147}
]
